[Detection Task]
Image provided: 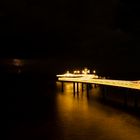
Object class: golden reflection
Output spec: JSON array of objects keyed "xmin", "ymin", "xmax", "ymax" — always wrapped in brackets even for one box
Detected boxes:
[
  {"xmin": 55, "ymin": 82, "xmax": 140, "ymax": 140},
  {"xmin": 56, "ymin": 82, "xmax": 90, "ymax": 121}
]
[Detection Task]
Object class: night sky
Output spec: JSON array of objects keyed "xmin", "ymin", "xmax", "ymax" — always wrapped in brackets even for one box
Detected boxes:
[{"xmin": 0, "ymin": 0, "xmax": 140, "ymax": 79}]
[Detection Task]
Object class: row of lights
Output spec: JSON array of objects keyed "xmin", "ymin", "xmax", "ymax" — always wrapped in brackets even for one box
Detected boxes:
[
  {"xmin": 73, "ymin": 68, "xmax": 96, "ymax": 74},
  {"xmin": 62, "ymin": 68, "xmax": 105, "ymax": 79}
]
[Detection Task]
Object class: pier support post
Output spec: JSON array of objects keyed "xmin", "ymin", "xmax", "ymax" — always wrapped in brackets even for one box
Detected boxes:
[
  {"xmin": 77, "ymin": 82, "xmax": 79, "ymax": 93},
  {"xmin": 61, "ymin": 82, "xmax": 64, "ymax": 92},
  {"xmin": 73, "ymin": 82, "xmax": 76, "ymax": 94}
]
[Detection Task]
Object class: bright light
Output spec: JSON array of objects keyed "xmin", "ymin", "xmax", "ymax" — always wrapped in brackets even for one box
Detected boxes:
[
  {"xmin": 82, "ymin": 68, "xmax": 90, "ymax": 74},
  {"xmin": 74, "ymin": 71, "xmax": 77, "ymax": 74},
  {"xmin": 77, "ymin": 71, "xmax": 80, "ymax": 74},
  {"xmin": 93, "ymin": 70, "xmax": 96, "ymax": 74},
  {"xmin": 74, "ymin": 70, "xmax": 81, "ymax": 74}
]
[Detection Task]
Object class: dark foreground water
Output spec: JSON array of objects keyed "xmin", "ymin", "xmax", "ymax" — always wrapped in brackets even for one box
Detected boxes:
[{"xmin": 6, "ymin": 73, "xmax": 140, "ymax": 140}]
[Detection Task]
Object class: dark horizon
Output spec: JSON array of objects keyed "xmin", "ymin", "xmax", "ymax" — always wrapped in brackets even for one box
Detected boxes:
[{"xmin": 0, "ymin": 0, "xmax": 140, "ymax": 79}]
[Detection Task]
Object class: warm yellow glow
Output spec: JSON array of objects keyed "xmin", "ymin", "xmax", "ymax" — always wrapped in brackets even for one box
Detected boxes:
[
  {"xmin": 74, "ymin": 70, "xmax": 80, "ymax": 74},
  {"xmin": 95, "ymin": 75, "xmax": 99, "ymax": 79},
  {"xmin": 58, "ymin": 77, "xmax": 140, "ymax": 90},
  {"xmin": 56, "ymin": 82, "xmax": 90, "ymax": 124},
  {"xmin": 93, "ymin": 70, "xmax": 96, "ymax": 74},
  {"xmin": 57, "ymin": 68, "xmax": 100, "ymax": 79},
  {"xmin": 82, "ymin": 68, "xmax": 90, "ymax": 75},
  {"xmin": 56, "ymin": 68, "xmax": 140, "ymax": 90},
  {"xmin": 77, "ymin": 71, "xmax": 80, "ymax": 74}
]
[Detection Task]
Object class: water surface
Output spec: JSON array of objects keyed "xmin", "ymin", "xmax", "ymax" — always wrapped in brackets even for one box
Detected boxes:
[{"xmin": 8, "ymin": 80, "xmax": 140, "ymax": 140}]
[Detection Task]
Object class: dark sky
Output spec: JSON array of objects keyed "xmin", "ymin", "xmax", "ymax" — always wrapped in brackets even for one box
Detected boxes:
[{"xmin": 0, "ymin": 0, "xmax": 140, "ymax": 78}]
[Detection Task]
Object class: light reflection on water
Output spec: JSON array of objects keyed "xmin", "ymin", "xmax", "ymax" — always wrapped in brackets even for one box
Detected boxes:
[
  {"xmin": 55, "ymin": 82, "xmax": 140, "ymax": 140},
  {"xmin": 8, "ymin": 81, "xmax": 140, "ymax": 140}
]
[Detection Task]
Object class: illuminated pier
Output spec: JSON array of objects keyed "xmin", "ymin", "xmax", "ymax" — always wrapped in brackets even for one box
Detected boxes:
[
  {"xmin": 57, "ymin": 68, "xmax": 140, "ymax": 90},
  {"xmin": 57, "ymin": 68, "xmax": 140, "ymax": 108},
  {"xmin": 58, "ymin": 77, "xmax": 140, "ymax": 90}
]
